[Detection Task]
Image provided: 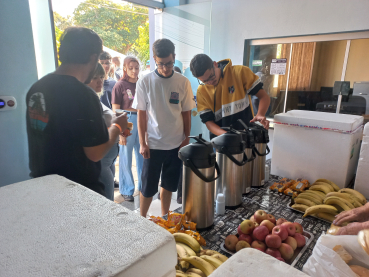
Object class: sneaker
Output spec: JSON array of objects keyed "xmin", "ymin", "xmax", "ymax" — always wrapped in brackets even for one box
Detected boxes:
[
  {"xmin": 114, "ymin": 181, "xmax": 119, "ymax": 188},
  {"xmin": 122, "ymin": 195, "xmax": 134, "ymax": 202},
  {"xmin": 177, "ymin": 197, "xmax": 182, "ymax": 204}
]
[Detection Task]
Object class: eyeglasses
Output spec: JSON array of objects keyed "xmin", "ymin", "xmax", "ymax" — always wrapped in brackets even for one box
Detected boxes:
[
  {"xmin": 100, "ymin": 62, "xmax": 111, "ymax": 66},
  {"xmin": 198, "ymin": 66, "xmax": 216, "ymax": 85},
  {"xmin": 155, "ymin": 61, "xmax": 175, "ymax": 69}
]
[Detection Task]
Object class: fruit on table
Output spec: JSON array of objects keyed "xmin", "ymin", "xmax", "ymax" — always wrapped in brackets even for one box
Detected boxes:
[
  {"xmin": 254, "ymin": 210, "xmax": 268, "ymax": 224},
  {"xmin": 266, "ymin": 214, "xmax": 276, "ymax": 224},
  {"xmin": 187, "ymin": 268, "xmax": 206, "ymax": 277},
  {"xmin": 176, "ymin": 271, "xmax": 187, "ymax": 277},
  {"xmin": 265, "ymin": 248, "xmax": 282, "ymax": 258},
  {"xmin": 253, "ymin": 225, "xmax": 269, "ymax": 241},
  {"xmin": 294, "ymin": 197, "xmax": 316, "ymax": 207},
  {"xmin": 211, "ymin": 253, "xmax": 228, "ymax": 263},
  {"xmin": 176, "ymin": 244, "xmax": 190, "ymax": 271},
  {"xmin": 235, "ymin": 241, "xmax": 250, "ymax": 252},
  {"xmin": 276, "ymin": 218, "xmax": 288, "ymax": 226},
  {"xmin": 174, "ymin": 233, "xmax": 201, "ymax": 253},
  {"xmin": 310, "ymin": 182, "xmax": 335, "ymax": 194},
  {"xmin": 296, "ymin": 193, "xmax": 322, "ymax": 205},
  {"xmin": 339, "ymin": 188, "xmax": 367, "ymax": 205},
  {"xmin": 276, "ymin": 257, "xmax": 285, "ymax": 262},
  {"xmin": 238, "ymin": 233, "xmax": 253, "ymax": 244},
  {"xmin": 303, "ymin": 204, "xmax": 338, "ymax": 218},
  {"xmin": 284, "ymin": 236, "xmax": 297, "ymax": 251},
  {"xmin": 293, "ymin": 233, "xmax": 306, "ymax": 248},
  {"xmin": 224, "ymin": 234, "xmax": 238, "ymax": 251},
  {"xmin": 265, "ymin": 234, "xmax": 282, "ymax": 249},
  {"xmin": 251, "ymin": 240, "xmax": 267, "ymax": 252},
  {"xmin": 324, "ymin": 196, "xmax": 354, "ymax": 211},
  {"xmin": 177, "ymin": 242, "xmax": 197, "ymax": 257},
  {"xmin": 315, "ymin": 178, "xmax": 340, "ymax": 192},
  {"xmin": 279, "ymin": 243, "xmax": 294, "ymax": 261},
  {"xmin": 291, "ymin": 204, "xmax": 309, "ymax": 212},
  {"xmin": 281, "ymin": 222, "xmax": 296, "ymax": 236},
  {"xmin": 293, "ymin": 222, "xmax": 303, "ymax": 234},
  {"xmin": 301, "ymin": 190, "xmax": 326, "ymax": 201},
  {"xmin": 239, "ymin": 219, "xmax": 255, "ymax": 235},
  {"xmin": 316, "ymin": 212, "xmax": 337, "ymax": 222},
  {"xmin": 180, "ymin": 256, "xmax": 215, "ymax": 277},
  {"xmin": 272, "ymin": 225, "xmax": 289, "ymax": 241},
  {"xmin": 250, "ymin": 215, "xmax": 256, "ymax": 223},
  {"xmin": 260, "ymin": 219, "xmax": 275, "ymax": 233},
  {"xmin": 325, "ymin": 192, "xmax": 362, "ymax": 208},
  {"xmin": 200, "ymin": 255, "xmax": 223, "ymax": 268}
]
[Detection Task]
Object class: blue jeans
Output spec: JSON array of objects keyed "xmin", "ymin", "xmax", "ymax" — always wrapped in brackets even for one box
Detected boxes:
[
  {"xmin": 99, "ymin": 143, "xmax": 119, "ymax": 201},
  {"xmin": 119, "ymin": 113, "xmax": 144, "ymax": 196}
]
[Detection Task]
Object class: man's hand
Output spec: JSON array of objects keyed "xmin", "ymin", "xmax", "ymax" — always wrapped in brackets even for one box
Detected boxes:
[
  {"xmin": 333, "ymin": 203, "xmax": 369, "ymax": 226},
  {"xmin": 179, "ymin": 138, "xmax": 190, "ymax": 150},
  {"xmin": 121, "ymin": 129, "xmax": 131, "ymax": 137},
  {"xmin": 140, "ymin": 144, "xmax": 150, "ymax": 159},
  {"xmin": 119, "ymin": 135, "xmax": 127, "ymax": 146},
  {"xmin": 112, "ymin": 113, "xmax": 128, "ymax": 132},
  {"xmin": 250, "ymin": 115, "xmax": 269, "ymax": 130},
  {"xmin": 336, "ymin": 222, "xmax": 366, "ymax": 236}
]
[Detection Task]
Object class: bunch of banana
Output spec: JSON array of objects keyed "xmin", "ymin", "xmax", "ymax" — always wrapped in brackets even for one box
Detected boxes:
[
  {"xmin": 180, "ymin": 256, "xmax": 215, "ymax": 276},
  {"xmin": 324, "ymin": 196, "xmax": 355, "ymax": 211},
  {"xmin": 174, "ymin": 233, "xmax": 201, "ymax": 253},
  {"xmin": 338, "ymin": 188, "xmax": 367, "ymax": 205},
  {"xmin": 303, "ymin": 204, "xmax": 338, "ymax": 218},
  {"xmin": 314, "ymin": 179, "xmax": 340, "ymax": 191}
]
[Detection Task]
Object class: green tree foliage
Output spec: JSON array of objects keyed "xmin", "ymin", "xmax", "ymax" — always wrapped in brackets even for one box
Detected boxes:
[
  {"xmin": 53, "ymin": 12, "xmax": 74, "ymax": 31},
  {"xmin": 73, "ymin": 0, "xmax": 148, "ymax": 54},
  {"xmin": 133, "ymin": 21, "xmax": 149, "ymax": 66}
]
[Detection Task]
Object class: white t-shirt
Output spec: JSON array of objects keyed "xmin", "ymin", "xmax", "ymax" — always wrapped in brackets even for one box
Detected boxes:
[{"xmin": 132, "ymin": 70, "xmax": 196, "ymax": 150}]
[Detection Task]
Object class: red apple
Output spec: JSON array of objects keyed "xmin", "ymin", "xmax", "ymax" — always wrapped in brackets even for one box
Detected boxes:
[
  {"xmin": 236, "ymin": 240, "xmax": 250, "ymax": 252},
  {"xmin": 254, "ymin": 222, "xmax": 259, "ymax": 227},
  {"xmin": 240, "ymin": 219, "xmax": 255, "ymax": 235},
  {"xmin": 224, "ymin": 235, "xmax": 239, "ymax": 251},
  {"xmin": 276, "ymin": 218, "xmax": 288, "ymax": 226},
  {"xmin": 239, "ymin": 234, "xmax": 253, "ymax": 244},
  {"xmin": 293, "ymin": 222, "xmax": 303, "ymax": 234},
  {"xmin": 276, "ymin": 257, "xmax": 285, "ymax": 262},
  {"xmin": 265, "ymin": 248, "xmax": 282, "ymax": 258},
  {"xmin": 294, "ymin": 233, "xmax": 306, "ymax": 248},
  {"xmin": 266, "ymin": 214, "xmax": 276, "ymax": 224},
  {"xmin": 265, "ymin": 234, "xmax": 282, "ymax": 249},
  {"xmin": 279, "ymin": 243, "xmax": 294, "ymax": 261},
  {"xmin": 237, "ymin": 225, "xmax": 243, "ymax": 236},
  {"xmin": 254, "ymin": 210, "xmax": 268, "ymax": 224},
  {"xmin": 284, "ymin": 236, "xmax": 297, "ymax": 251},
  {"xmin": 251, "ymin": 240, "xmax": 266, "ymax": 251},
  {"xmin": 253, "ymin": 226, "xmax": 269, "ymax": 241},
  {"xmin": 260, "ymin": 220, "xmax": 275, "ymax": 233},
  {"xmin": 272, "ymin": 225, "xmax": 288, "ymax": 241},
  {"xmin": 253, "ymin": 247, "xmax": 265, "ymax": 252},
  {"xmin": 282, "ymin": 222, "xmax": 296, "ymax": 236},
  {"xmin": 250, "ymin": 215, "xmax": 256, "ymax": 223}
]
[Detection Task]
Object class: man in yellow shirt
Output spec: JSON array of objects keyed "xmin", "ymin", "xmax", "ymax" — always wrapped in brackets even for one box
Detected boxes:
[{"xmin": 190, "ymin": 54, "xmax": 270, "ymax": 138}]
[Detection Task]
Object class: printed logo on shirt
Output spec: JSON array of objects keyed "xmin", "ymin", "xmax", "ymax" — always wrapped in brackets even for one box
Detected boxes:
[
  {"xmin": 126, "ymin": 89, "xmax": 134, "ymax": 100},
  {"xmin": 228, "ymin": 86, "xmax": 235, "ymax": 94},
  {"xmin": 169, "ymin": 92, "xmax": 179, "ymax": 104},
  {"xmin": 28, "ymin": 92, "xmax": 49, "ymax": 131}
]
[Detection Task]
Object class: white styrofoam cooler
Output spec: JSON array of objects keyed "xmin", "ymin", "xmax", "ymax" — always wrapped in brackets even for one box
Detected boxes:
[
  {"xmin": 271, "ymin": 110, "xmax": 363, "ymax": 188},
  {"xmin": 0, "ymin": 175, "xmax": 177, "ymax": 277},
  {"xmin": 354, "ymin": 123, "xmax": 369, "ymax": 198}
]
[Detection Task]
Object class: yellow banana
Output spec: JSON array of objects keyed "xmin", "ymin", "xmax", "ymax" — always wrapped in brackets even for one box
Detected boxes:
[
  {"xmin": 176, "ymin": 272, "xmax": 187, "ymax": 277},
  {"xmin": 315, "ymin": 179, "xmax": 340, "ymax": 191},
  {"xmin": 174, "ymin": 233, "xmax": 201, "ymax": 253},
  {"xmin": 324, "ymin": 196, "xmax": 354, "ymax": 211},
  {"xmin": 296, "ymin": 193, "xmax": 322, "ymax": 205},
  {"xmin": 180, "ymin": 256, "xmax": 215, "ymax": 276},
  {"xmin": 303, "ymin": 204, "xmax": 338, "ymax": 217},
  {"xmin": 303, "ymin": 190, "xmax": 326, "ymax": 201},
  {"xmin": 176, "ymin": 244, "xmax": 190, "ymax": 271},
  {"xmin": 294, "ymin": 197, "xmax": 316, "ymax": 207},
  {"xmin": 178, "ymin": 242, "xmax": 197, "ymax": 256},
  {"xmin": 310, "ymin": 183, "xmax": 334, "ymax": 194},
  {"xmin": 187, "ymin": 268, "xmax": 206, "ymax": 277},
  {"xmin": 186, "ymin": 272, "xmax": 203, "ymax": 277},
  {"xmin": 292, "ymin": 204, "xmax": 309, "ymax": 212},
  {"xmin": 339, "ymin": 188, "xmax": 367, "ymax": 205},
  {"xmin": 200, "ymin": 255, "xmax": 223, "ymax": 268},
  {"xmin": 325, "ymin": 192, "xmax": 362, "ymax": 208},
  {"xmin": 211, "ymin": 253, "xmax": 228, "ymax": 263},
  {"xmin": 316, "ymin": 212, "xmax": 337, "ymax": 222}
]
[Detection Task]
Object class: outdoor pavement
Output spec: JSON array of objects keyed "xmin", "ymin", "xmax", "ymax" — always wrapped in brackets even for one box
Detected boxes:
[{"xmin": 113, "ymin": 153, "xmax": 181, "ymax": 217}]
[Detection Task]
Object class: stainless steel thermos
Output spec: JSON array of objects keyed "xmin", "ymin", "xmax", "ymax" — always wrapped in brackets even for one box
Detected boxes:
[{"xmin": 179, "ymin": 134, "xmax": 220, "ymax": 229}]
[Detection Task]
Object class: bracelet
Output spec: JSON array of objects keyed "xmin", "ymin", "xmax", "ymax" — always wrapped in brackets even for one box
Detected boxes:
[{"xmin": 112, "ymin": 123, "xmax": 122, "ymax": 133}]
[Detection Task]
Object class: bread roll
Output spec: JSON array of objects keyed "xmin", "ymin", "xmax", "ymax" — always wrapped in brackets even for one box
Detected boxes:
[
  {"xmin": 127, "ymin": 122, "xmax": 133, "ymax": 131},
  {"xmin": 327, "ymin": 224, "xmax": 341, "ymax": 235},
  {"xmin": 358, "ymin": 230, "xmax": 369, "ymax": 256},
  {"xmin": 333, "ymin": 245, "xmax": 352, "ymax": 264},
  {"xmin": 350, "ymin": 265, "xmax": 369, "ymax": 277}
]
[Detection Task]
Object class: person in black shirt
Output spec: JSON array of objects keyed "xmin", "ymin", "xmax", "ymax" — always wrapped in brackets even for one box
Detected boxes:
[
  {"xmin": 26, "ymin": 27, "xmax": 128, "ymax": 196},
  {"xmin": 99, "ymin": 51, "xmax": 116, "ymax": 109}
]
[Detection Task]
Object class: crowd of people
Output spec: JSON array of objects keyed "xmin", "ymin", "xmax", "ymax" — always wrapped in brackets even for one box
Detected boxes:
[{"xmin": 26, "ymin": 26, "xmax": 274, "ymax": 219}]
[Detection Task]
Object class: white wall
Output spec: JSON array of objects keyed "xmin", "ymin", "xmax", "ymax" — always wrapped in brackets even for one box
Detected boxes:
[{"xmin": 210, "ymin": 0, "xmax": 369, "ymax": 65}]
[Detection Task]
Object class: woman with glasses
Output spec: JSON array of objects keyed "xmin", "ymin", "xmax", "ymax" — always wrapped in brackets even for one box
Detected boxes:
[{"xmin": 111, "ymin": 56, "xmax": 144, "ymax": 202}]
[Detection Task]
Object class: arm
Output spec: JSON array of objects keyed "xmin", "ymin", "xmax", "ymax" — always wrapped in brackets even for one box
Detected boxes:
[
  {"xmin": 334, "ymin": 202, "xmax": 369, "ymax": 226},
  {"xmin": 112, "ymin": 104, "xmax": 120, "ymax": 113},
  {"xmin": 138, "ymin": 109, "xmax": 150, "ymax": 159},
  {"xmin": 205, "ymin": 121, "xmax": 227, "ymax": 136},
  {"xmin": 250, "ymin": 89, "xmax": 270, "ymax": 129},
  {"xmin": 336, "ymin": 221, "xmax": 369, "ymax": 236},
  {"xmin": 180, "ymin": 111, "xmax": 191, "ymax": 149}
]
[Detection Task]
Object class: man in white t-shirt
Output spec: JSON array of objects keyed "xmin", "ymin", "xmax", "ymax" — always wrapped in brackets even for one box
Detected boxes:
[{"xmin": 132, "ymin": 39, "xmax": 196, "ymax": 217}]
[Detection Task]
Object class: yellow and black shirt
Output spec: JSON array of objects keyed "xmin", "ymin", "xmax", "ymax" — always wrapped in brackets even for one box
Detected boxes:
[{"xmin": 196, "ymin": 59, "xmax": 263, "ymax": 138}]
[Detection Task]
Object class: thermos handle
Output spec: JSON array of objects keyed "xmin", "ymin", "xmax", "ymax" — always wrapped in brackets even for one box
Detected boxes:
[
  {"xmin": 246, "ymin": 149, "xmax": 257, "ymax": 162},
  {"xmin": 253, "ymin": 145, "xmax": 270, "ymax": 156},
  {"xmin": 221, "ymin": 146, "xmax": 248, "ymax": 166},
  {"xmin": 186, "ymin": 159, "xmax": 220, "ymax": 182}
]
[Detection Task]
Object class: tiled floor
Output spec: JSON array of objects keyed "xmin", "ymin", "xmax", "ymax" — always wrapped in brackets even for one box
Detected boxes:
[{"xmin": 113, "ymin": 153, "xmax": 181, "ymax": 217}]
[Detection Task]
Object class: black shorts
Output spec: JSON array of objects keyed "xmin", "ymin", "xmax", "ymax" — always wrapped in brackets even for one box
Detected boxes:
[{"xmin": 141, "ymin": 147, "xmax": 182, "ymax": 198}]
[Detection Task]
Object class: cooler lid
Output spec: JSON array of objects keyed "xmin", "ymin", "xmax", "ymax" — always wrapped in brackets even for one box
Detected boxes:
[{"xmin": 274, "ymin": 110, "xmax": 363, "ymax": 132}]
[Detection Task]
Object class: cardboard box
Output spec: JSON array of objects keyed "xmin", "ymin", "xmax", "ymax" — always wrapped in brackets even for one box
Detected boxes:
[
  {"xmin": 354, "ymin": 123, "xmax": 369, "ymax": 198},
  {"xmin": 271, "ymin": 110, "xmax": 363, "ymax": 188}
]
